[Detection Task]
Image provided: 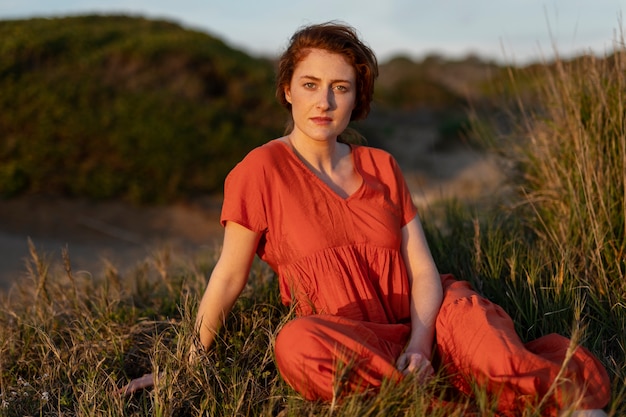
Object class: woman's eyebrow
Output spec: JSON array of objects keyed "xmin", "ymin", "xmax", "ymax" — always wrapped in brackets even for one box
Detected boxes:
[{"xmin": 298, "ymin": 75, "xmax": 353, "ymax": 84}]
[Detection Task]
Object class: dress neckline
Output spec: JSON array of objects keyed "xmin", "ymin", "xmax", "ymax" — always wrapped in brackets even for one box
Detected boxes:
[{"xmin": 274, "ymin": 139, "xmax": 365, "ymax": 201}]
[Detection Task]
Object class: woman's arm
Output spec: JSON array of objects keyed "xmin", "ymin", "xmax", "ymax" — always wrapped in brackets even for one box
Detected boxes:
[
  {"xmin": 396, "ymin": 214, "xmax": 443, "ymax": 376},
  {"xmin": 119, "ymin": 221, "xmax": 260, "ymax": 395},
  {"xmin": 194, "ymin": 221, "xmax": 261, "ymax": 349}
]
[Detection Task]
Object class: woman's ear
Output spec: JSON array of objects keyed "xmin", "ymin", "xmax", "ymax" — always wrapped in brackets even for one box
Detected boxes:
[{"xmin": 284, "ymin": 86, "xmax": 292, "ymax": 104}]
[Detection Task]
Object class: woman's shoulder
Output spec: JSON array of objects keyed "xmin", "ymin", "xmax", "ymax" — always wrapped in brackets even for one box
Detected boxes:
[
  {"xmin": 244, "ymin": 138, "xmax": 287, "ymax": 158},
  {"xmin": 353, "ymin": 144, "xmax": 400, "ymax": 169},
  {"xmin": 224, "ymin": 139, "xmax": 288, "ymax": 194},
  {"xmin": 234, "ymin": 138, "xmax": 288, "ymax": 169},
  {"xmin": 353, "ymin": 143, "xmax": 394, "ymax": 157}
]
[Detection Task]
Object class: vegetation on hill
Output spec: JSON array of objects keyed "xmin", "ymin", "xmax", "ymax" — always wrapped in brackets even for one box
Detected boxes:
[
  {"xmin": 375, "ymin": 53, "xmax": 499, "ymax": 109},
  {"xmin": 0, "ymin": 15, "xmax": 284, "ymax": 203}
]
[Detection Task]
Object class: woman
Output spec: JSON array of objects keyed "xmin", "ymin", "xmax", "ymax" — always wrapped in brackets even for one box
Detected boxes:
[{"xmin": 122, "ymin": 22, "xmax": 610, "ymax": 416}]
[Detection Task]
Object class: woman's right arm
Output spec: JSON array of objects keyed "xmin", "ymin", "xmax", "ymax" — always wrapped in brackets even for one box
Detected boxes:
[
  {"xmin": 118, "ymin": 220, "xmax": 260, "ymax": 396},
  {"xmin": 194, "ymin": 220, "xmax": 261, "ymax": 350}
]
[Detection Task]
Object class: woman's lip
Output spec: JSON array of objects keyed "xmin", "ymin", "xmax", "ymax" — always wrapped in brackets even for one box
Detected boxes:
[{"xmin": 310, "ymin": 117, "xmax": 332, "ymax": 124}]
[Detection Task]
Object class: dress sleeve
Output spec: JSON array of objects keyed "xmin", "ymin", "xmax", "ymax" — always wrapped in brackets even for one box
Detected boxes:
[
  {"xmin": 390, "ymin": 154, "xmax": 418, "ymax": 227},
  {"xmin": 220, "ymin": 153, "xmax": 268, "ymax": 233}
]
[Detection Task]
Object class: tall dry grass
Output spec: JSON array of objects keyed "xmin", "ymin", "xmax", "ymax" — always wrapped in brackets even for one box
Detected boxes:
[
  {"xmin": 0, "ymin": 241, "xmax": 476, "ymax": 416},
  {"xmin": 2, "ymin": 211, "xmax": 622, "ymax": 415},
  {"xmin": 508, "ymin": 49, "xmax": 625, "ymax": 297},
  {"xmin": 476, "ymin": 32, "xmax": 626, "ymax": 414}
]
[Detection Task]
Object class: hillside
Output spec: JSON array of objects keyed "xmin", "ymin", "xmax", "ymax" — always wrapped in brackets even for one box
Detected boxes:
[{"xmin": 0, "ymin": 15, "xmax": 284, "ymax": 203}]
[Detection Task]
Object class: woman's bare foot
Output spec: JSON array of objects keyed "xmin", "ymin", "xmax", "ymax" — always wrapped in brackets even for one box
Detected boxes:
[{"xmin": 560, "ymin": 410, "xmax": 608, "ymax": 417}]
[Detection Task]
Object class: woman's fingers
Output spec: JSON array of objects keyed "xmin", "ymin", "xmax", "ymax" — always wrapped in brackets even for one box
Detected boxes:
[
  {"xmin": 396, "ymin": 352, "xmax": 408, "ymax": 371},
  {"xmin": 118, "ymin": 373, "xmax": 155, "ymax": 396},
  {"xmin": 396, "ymin": 352, "xmax": 434, "ymax": 379}
]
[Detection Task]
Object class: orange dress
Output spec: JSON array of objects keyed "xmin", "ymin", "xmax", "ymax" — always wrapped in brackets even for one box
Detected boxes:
[{"xmin": 220, "ymin": 139, "xmax": 610, "ymax": 415}]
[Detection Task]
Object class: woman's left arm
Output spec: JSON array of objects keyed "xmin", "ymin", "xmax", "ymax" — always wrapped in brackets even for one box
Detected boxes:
[{"xmin": 396, "ymin": 214, "xmax": 443, "ymax": 376}]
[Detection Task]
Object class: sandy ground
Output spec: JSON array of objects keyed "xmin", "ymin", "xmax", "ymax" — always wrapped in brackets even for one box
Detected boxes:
[
  {"xmin": 0, "ymin": 196, "xmax": 225, "ymax": 290},
  {"xmin": 0, "ymin": 139, "xmax": 505, "ymax": 291}
]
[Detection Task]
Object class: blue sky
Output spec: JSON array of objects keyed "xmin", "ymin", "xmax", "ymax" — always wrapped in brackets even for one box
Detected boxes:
[{"xmin": 1, "ymin": 0, "xmax": 624, "ymax": 64}]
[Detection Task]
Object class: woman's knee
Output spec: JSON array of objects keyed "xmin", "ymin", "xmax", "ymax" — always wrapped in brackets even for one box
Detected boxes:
[
  {"xmin": 276, "ymin": 317, "xmax": 317, "ymax": 358},
  {"xmin": 274, "ymin": 316, "xmax": 335, "ymax": 400}
]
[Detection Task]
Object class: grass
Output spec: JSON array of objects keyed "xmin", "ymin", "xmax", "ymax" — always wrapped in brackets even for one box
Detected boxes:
[
  {"xmin": 2, "ymin": 203, "xmax": 623, "ymax": 416},
  {"xmin": 2, "ymin": 45, "xmax": 626, "ymax": 417}
]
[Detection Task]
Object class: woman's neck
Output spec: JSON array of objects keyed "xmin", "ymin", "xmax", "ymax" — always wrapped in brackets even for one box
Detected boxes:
[
  {"xmin": 286, "ymin": 134, "xmax": 345, "ymax": 175},
  {"xmin": 284, "ymin": 134, "xmax": 360, "ymax": 199}
]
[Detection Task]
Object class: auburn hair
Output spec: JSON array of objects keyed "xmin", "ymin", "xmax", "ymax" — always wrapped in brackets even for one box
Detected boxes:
[{"xmin": 276, "ymin": 21, "xmax": 378, "ymax": 123}]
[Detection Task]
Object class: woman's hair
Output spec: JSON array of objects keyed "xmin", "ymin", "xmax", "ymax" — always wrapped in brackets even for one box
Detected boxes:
[{"xmin": 276, "ymin": 21, "xmax": 379, "ymax": 123}]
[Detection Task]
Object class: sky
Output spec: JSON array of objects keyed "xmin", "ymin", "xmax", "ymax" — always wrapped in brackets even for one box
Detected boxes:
[{"xmin": 1, "ymin": 0, "xmax": 625, "ymax": 64}]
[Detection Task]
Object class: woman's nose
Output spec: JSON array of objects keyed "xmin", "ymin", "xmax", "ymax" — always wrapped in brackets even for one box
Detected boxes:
[{"xmin": 316, "ymin": 88, "xmax": 335, "ymax": 110}]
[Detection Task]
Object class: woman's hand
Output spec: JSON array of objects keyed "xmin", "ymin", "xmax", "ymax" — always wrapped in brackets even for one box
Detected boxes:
[
  {"xmin": 396, "ymin": 350, "xmax": 434, "ymax": 380},
  {"xmin": 118, "ymin": 373, "xmax": 156, "ymax": 396},
  {"xmin": 118, "ymin": 344, "xmax": 200, "ymax": 397}
]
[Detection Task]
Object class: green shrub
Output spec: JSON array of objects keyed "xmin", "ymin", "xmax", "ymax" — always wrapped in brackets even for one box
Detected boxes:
[{"xmin": 0, "ymin": 15, "xmax": 284, "ymax": 203}]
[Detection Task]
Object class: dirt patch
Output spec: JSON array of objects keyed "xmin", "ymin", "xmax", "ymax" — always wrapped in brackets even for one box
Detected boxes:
[
  {"xmin": 405, "ymin": 147, "xmax": 506, "ymax": 207},
  {"xmin": 0, "ymin": 195, "xmax": 224, "ymax": 289}
]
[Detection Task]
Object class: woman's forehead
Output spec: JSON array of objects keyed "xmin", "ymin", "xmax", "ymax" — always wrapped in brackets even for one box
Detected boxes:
[{"xmin": 293, "ymin": 49, "xmax": 355, "ymax": 80}]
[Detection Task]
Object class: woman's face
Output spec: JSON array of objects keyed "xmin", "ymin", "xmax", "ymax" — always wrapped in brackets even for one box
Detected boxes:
[{"xmin": 284, "ymin": 48, "xmax": 356, "ymax": 143}]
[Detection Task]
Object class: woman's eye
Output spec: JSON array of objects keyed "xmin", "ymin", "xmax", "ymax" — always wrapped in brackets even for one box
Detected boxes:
[
  {"xmin": 334, "ymin": 85, "xmax": 348, "ymax": 92},
  {"xmin": 304, "ymin": 82, "xmax": 316, "ymax": 89}
]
